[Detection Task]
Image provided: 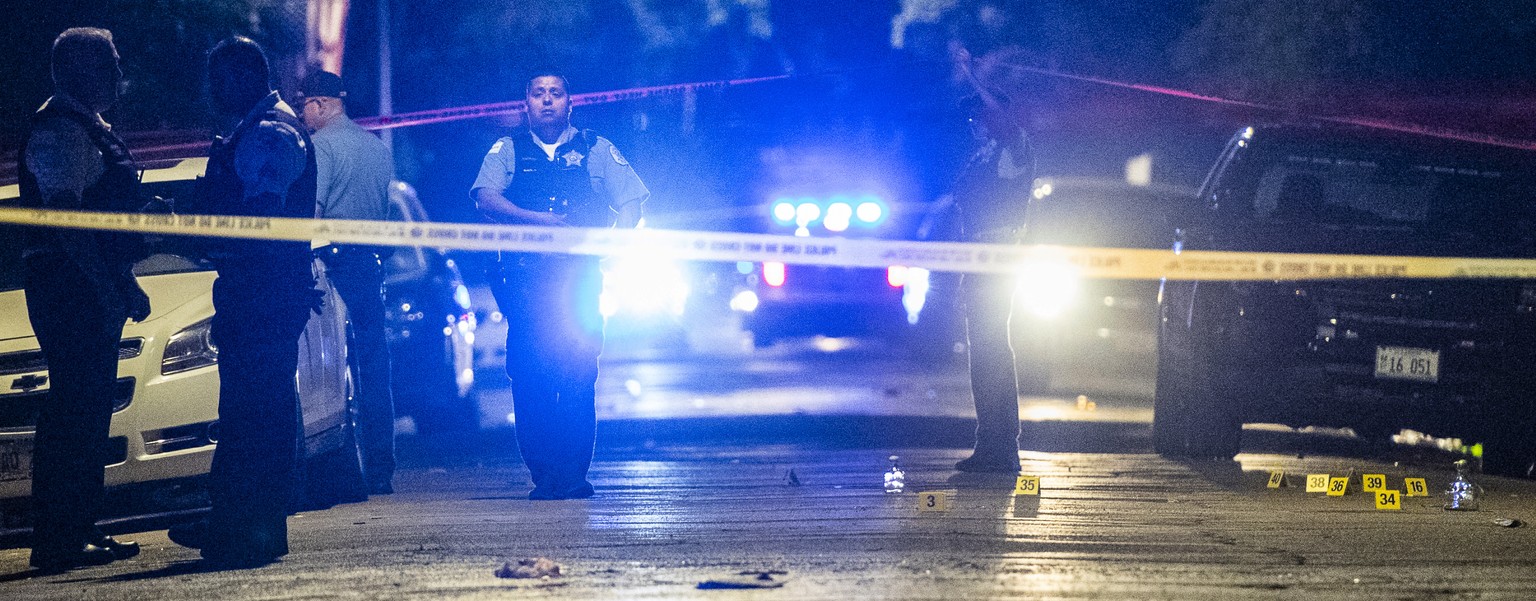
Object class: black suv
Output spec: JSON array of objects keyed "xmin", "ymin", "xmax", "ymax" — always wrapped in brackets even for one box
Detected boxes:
[{"xmin": 1154, "ymin": 125, "xmax": 1536, "ymax": 475}]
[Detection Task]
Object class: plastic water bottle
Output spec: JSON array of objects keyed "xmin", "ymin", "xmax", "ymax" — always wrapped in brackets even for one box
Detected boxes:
[
  {"xmin": 1445, "ymin": 459, "xmax": 1482, "ymax": 511},
  {"xmin": 883, "ymin": 455, "xmax": 905, "ymax": 494}
]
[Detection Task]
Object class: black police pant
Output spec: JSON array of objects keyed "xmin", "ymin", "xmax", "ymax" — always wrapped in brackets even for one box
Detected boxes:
[
  {"xmin": 205, "ymin": 274, "xmax": 312, "ymax": 558},
  {"xmin": 961, "ymin": 272, "xmax": 1021, "ymax": 458},
  {"xmin": 319, "ymin": 247, "xmax": 394, "ymax": 484},
  {"xmin": 489, "ymin": 256, "xmax": 603, "ymax": 494},
  {"xmin": 23, "ymin": 255, "xmax": 124, "ymax": 556}
]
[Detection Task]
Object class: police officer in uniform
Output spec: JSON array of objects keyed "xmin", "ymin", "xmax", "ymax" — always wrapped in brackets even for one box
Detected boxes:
[
  {"xmin": 299, "ymin": 69, "xmax": 398, "ymax": 495},
  {"xmin": 949, "ymin": 45, "xmax": 1034, "ymax": 473},
  {"xmin": 18, "ymin": 27, "xmax": 147, "ymax": 573},
  {"xmin": 471, "ymin": 69, "xmax": 647, "ymax": 500},
  {"xmin": 167, "ymin": 37, "xmax": 321, "ymax": 568}
]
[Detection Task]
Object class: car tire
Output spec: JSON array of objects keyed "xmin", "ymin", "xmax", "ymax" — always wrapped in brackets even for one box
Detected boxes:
[
  {"xmin": 301, "ymin": 372, "xmax": 369, "ymax": 509},
  {"xmin": 1152, "ymin": 297, "xmax": 1242, "ymax": 459}
]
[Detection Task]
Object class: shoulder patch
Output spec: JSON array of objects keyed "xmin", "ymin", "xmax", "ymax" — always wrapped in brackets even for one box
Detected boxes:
[
  {"xmin": 609, "ymin": 144, "xmax": 629, "ymax": 166},
  {"xmin": 489, "ymin": 140, "xmax": 505, "ymax": 154}
]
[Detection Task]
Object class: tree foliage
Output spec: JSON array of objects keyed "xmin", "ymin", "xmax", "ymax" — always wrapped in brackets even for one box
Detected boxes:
[
  {"xmin": 1170, "ymin": 0, "xmax": 1377, "ymax": 106},
  {"xmin": 2, "ymin": 0, "xmax": 306, "ymax": 152}
]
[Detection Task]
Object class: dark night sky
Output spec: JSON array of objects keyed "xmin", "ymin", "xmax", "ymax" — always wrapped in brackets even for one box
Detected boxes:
[{"xmin": 3, "ymin": 1, "xmax": 1533, "ymax": 222}]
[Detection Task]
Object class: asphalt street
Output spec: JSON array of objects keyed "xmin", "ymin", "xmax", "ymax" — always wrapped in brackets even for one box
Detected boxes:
[
  {"xmin": 4, "ymin": 413, "xmax": 1536, "ymax": 599},
  {"xmin": 4, "ymin": 327, "xmax": 1535, "ymax": 598}
]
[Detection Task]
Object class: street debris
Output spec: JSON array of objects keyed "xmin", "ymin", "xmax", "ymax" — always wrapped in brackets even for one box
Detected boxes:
[
  {"xmin": 698, "ymin": 570, "xmax": 789, "ymax": 589},
  {"xmin": 884, "ymin": 455, "xmax": 906, "ymax": 494},
  {"xmin": 1445, "ymin": 460, "xmax": 1483, "ymax": 511},
  {"xmin": 495, "ymin": 557, "xmax": 563, "ymax": 579},
  {"xmin": 784, "ymin": 468, "xmax": 802, "ymax": 486},
  {"xmin": 1495, "ymin": 518, "xmax": 1524, "ymax": 528}
]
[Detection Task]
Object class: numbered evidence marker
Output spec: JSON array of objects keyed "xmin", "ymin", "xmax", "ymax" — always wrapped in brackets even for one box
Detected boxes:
[
  {"xmin": 1326, "ymin": 476, "xmax": 1350, "ymax": 497},
  {"xmin": 1362, "ymin": 473, "xmax": 1387, "ymax": 492},
  {"xmin": 1306, "ymin": 474, "xmax": 1330, "ymax": 493},
  {"xmin": 1404, "ymin": 477, "xmax": 1430, "ymax": 497},
  {"xmin": 917, "ymin": 491, "xmax": 951, "ymax": 512},
  {"xmin": 1267, "ymin": 471, "xmax": 1287, "ymax": 489},
  {"xmin": 1375, "ymin": 490, "xmax": 1403, "ymax": 510},
  {"xmin": 1014, "ymin": 475, "xmax": 1041, "ymax": 496}
]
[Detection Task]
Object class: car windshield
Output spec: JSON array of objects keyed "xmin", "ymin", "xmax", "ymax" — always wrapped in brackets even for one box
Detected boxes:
[{"xmin": 1228, "ymin": 144, "xmax": 1535, "ymax": 236}]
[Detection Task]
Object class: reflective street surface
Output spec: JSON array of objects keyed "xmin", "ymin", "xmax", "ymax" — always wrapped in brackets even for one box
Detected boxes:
[
  {"xmin": 5, "ymin": 311, "xmax": 1536, "ymax": 599},
  {"xmin": 4, "ymin": 439, "xmax": 1536, "ymax": 598}
]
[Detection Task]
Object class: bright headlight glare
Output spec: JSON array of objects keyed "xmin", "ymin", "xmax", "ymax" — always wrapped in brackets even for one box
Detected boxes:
[
  {"xmin": 601, "ymin": 255, "xmax": 691, "ymax": 318},
  {"xmin": 902, "ymin": 267, "xmax": 931, "ymax": 325},
  {"xmin": 162, "ymin": 318, "xmax": 219, "ymax": 374},
  {"xmin": 730, "ymin": 289, "xmax": 760, "ymax": 312},
  {"xmin": 1015, "ymin": 259, "xmax": 1081, "ymax": 319}
]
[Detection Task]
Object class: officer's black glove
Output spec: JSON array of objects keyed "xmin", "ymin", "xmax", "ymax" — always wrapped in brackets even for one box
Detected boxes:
[
  {"xmin": 120, "ymin": 274, "xmax": 152, "ymax": 322},
  {"xmin": 306, "ymin": 286, "xmax": 327, "ymax": 316}
]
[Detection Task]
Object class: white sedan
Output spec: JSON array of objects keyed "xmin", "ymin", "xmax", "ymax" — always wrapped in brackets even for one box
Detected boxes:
[{"xmin": 0, "ymin": 157, "xmax": 367, "ymax": 515}]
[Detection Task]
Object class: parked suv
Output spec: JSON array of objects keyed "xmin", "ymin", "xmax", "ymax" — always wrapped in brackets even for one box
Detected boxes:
[{"xmin": 1154, "ymin": 125, "xmax": 1536, "ymax": 475}]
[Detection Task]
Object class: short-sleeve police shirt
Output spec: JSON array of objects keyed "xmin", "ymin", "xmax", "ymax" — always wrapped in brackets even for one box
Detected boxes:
[{"xmin": 470, "ymin": 126, "xmax": 648, "ymax": 212}]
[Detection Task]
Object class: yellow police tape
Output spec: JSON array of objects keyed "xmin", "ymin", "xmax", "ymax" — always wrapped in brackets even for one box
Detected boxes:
[{"xmin": 5, "ymin": 206, "xmax": 1536, "ymax": 281}]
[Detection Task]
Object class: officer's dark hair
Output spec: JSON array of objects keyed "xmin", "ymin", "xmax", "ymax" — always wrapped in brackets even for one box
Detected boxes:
[
  {"xmin": 51, "ymin": 27, "xmax": 115, "ymax": 87},
  {"xmin": 524, "ymin": 67, "xmax": 570, "ymax": 96},
  {"xmin": 208, "ymin": 36, "xmax": 270, "ymax": 82}
]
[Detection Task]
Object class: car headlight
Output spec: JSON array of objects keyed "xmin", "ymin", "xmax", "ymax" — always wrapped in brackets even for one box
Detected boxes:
[
  {"xmin": 162, "ymin": 318, "xmax": 219, "ymax": 375},
  {"xmin": 600, "ymin": 256, "xmax": 690, "ymax": 318},
  {"xmin": 1016, "ymin": 259, "xmax": 1081, "ymax": 320},
  {"xmin": 730, "ymin": 289, "xmax": 760, "ymax": 313}
]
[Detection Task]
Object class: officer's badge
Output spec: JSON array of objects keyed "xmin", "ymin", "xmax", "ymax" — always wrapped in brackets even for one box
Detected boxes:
[
  {"xmin": 610, "ymin": 145, "xmax": 629, "ymax": 166},
  {"xmin": 561, "ymin": 149, "xmax": 585, "ymax": 167}
]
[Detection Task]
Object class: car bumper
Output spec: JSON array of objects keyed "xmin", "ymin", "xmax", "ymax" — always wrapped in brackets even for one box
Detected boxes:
[
  {"xmin": 1230, "ymin": 335, "xmax": 1521, "ymax": 436},
  {"xmin": 0, "ymin": 352, "xmax": 219, "ymax": 501}
]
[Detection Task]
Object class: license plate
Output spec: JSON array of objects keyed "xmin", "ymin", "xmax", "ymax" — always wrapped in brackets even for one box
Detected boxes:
[
  {"xmin": 0, "ymin": 439, "xmax": 33, "ymax": 483},
  {"xmin": 1375, "ymin": 346, "xmax": 1440, "ymax": 383}
]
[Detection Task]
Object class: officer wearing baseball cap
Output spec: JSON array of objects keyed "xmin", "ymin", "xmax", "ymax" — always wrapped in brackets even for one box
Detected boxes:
[{"xmin": 299, "ymin": 69, "xmax": 400, "ymax": 497}]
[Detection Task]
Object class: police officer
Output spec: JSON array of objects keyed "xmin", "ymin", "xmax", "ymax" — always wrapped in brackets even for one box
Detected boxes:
[
  {"xmin": 18, "ymin": 27, "xmax": 147, "ymax": 573},
  {"xmin": 167, "ymin": 37, "xmax": 320, "ymax": 568},
  {"xmin": 949, "ymin": 45, "xmax": 1033, "ymax": 473},
  {"xmin": 299, "ymin": 70, "xmax": 398, "ymax": 495},
  {"xmin": 471, "ymin": 69, "xmax": 647, "ymax": 500}
]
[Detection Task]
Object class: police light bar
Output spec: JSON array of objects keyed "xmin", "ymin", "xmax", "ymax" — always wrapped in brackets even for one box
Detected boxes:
[{"xmin": 767, "ymin": 194, "xmax": 887, "ymax": 229}]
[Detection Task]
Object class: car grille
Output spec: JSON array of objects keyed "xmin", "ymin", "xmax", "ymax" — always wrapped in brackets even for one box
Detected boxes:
[
  {"xmin": 0, "ymin": 339, "xmax": 143, "ymax": 376},
  {"xmin": 0, "ymin": 350, "xmax": 44, "ymax": 376},
  {"xmin": 0, "ymin": 378, "xmax": 135, "ymax": 431}
]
